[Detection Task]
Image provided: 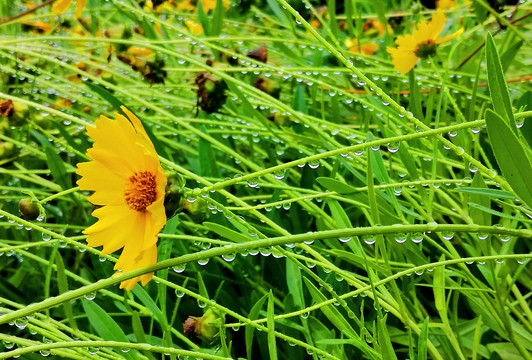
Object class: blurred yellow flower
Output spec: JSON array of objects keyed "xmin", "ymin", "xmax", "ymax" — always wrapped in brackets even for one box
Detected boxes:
[
  {"xmin": 436, "ymin": 0, "xmax": 456, "ymax": 9},
  {"xmin": 76, "ymin": 106, "xmax": 167, "ymax": 290},
  {"xmin": 363, "ymin": 19, "xmax": 393, "ymax": 36},
  {"xmin": 386, "ymin": 10, "xmax": 463, "ymax": 74},
  {"xmin": 176, "ymin": 0, "xmax": 230, "ymax": 12},
  {"xmin": 345, "ymin": 38, "xmax": 378, "ymax": 55},
  {"xmin": 51, "ymin": 0, "xmax": 86, "ymax": 19},
  {"xmin": 185, "ymin": 20, "xmax": 203, "ymax": 35}
]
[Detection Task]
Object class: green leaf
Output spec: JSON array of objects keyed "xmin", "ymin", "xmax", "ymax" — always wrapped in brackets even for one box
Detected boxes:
[
  {"xmin": 417, "ymin": 317, "xmax": 429, "ymax": 360},
  {"xmin": 211, "ymin": 0, "xmax": 225, "ymax": 36},
  {"xmin": 486, "ymin": 33, "xmax": 514, "ymax": 129},
  {"xmin": 199, "ymin": 126, "xmax": 221, "ymax": 178},
  {"xmin": 245, "ymin": 293, "xmax": 268, "ymax": 360},
  {"xmin": 267, "ymin": 290, "xmax": 277, "ymax": 360},
  {"xmin": 485, "ymin": 109, "xmax": 532, "ymax": 208},
  {"xmin": 55, "ymin": 253, "xmax": 77, "ymax": 331},
  {"xmin": 44, "ymin": 147, "xmax": 72, "ymax": 190},
  {"xmin": 85, "ymin": 82, "xmax": 123, "ymax": 111},
  {"xmin": 266, "ymin": 0, "xmax": 290, "ymax": 27},
  {"xmin": 131, "ymin": 286, "xmax": 168, "ymax": 329},
  {"xmin": 81, "ymin": 300, "xmax": 138, "ymax": 360},
  {"xmin": 303, "ymin": 278, "xmax": 358, "ymax": 340},
  {"xmin": 468, "ymin": 174, "xmax": 492, "ymax": 226},
  {"xmin": 500, "ymin": 40, "xmax": 523, "ymax": 73},
  {"xmin": 408, "ymin": 69, "xmax": 425, "ymax": 123},
  {"xmin": 204, "ymin": 222, "xmax": 249, "ymax": 243},
  {"xmin": 197, "ymin": 1, "xmax": 211, "ymax": 36},
  {"xmin": 457, "ymin": 187, "xmax": 516, "ymax": 200},
  {"xmin": 377, "ymin": 314, "xmax": 397, "ymax": 360}
]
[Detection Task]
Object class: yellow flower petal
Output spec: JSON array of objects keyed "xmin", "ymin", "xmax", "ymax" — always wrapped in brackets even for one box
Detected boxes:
[
  {"xmin": 75, "ymin": 0, "xmax": 86, "ymax": 18},
  {"xmin": 51, "ymin": 0, "xmax": 72, "ymax": 14},
  {"xmin": 387, "ymin": 46, "xmax": 419, "ymax": 74},
  {"xmin": 436, "ymin": 27, "xmax": 464, "ymax": 44},
  {"xmin": 77, "ymin": 107, "xmax": 167, "ymax": 291}
]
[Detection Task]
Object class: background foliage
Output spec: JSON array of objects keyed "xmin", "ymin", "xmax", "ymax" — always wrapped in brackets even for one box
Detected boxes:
[{"xmin": 0, "ymin": 0, "xmax": 531, "ymax": 359}]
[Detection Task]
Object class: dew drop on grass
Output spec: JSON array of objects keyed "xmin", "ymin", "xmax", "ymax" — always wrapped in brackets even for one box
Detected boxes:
[
  {"xmin": 172, "ymin": 264, "xmax": 186, "ymax": 273},
  {"xmin": 88, "ymin": 347, "xmax": 99, "ymax": 355},
  {"xmin": 273, "ymin": 169, "xmax": 286, "ymax": 180},
  {"xmin": 411, "ymin": 232, "xmax": 424, "ymax": 243},
  {"xmin": 300, "ymin": 312, "xmax": 309, "ymax": 319},
  {"xmin": 308, "ymin": 159, "xmax": 320, "ymax": 169},
  {"xmin": 222, "ymin": 253, "xmax": 236, "ymax": 262},
  {"xmin": 232, "ymin": 324, "xmax": 240, "ymax": 331},
  {"xmin": 40, "ymin": 350, "xmax": 51, "ymax": 357},
  {"xmin": 42, "ymin": 233, "xmax": 52, "ymax": 241},
  {"xmin": 395, "ymin": 233, "xmax": 407, "ymax": 244},
  {"xmin": 197, "ymin": 299, "xmax": 207, "ymax": 308},
  {"xmin": 84, "ymin": 291, "xmax": 96, "ymax": 301},
  {"xmin": 477, "ymin": 232, "xmax": 489, "ymax": 240},
  {"xmin": 339, "ymin": 237, "xmax": 352, "ymax": 243},
  {"xmin": 362, "ymin": 235, "xmax": 376, "ymax": 245},
  {"xmin": 247, "ymin": 177, "xmax": 259, "ymax": 188},
  {"xmin": 14, "ymin": 317, "xmax": 28, "ymax": 330},
  {"xmin": 197, "ymin": 259, "xmax": 209, "ymax": 265},
  {"xmin": 442, "ymin": 231, "xmax": 454, "ymax": 241}
]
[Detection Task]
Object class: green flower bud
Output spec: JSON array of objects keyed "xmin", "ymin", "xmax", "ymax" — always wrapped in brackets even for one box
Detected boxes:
[
  {"xmin": 18, "ymin": 198, "xmax": 40, "ymax": 220},
  {"xmin": 183, "ymin": 197, "xmax": 209, "ymax": 223},
  {"xmin": 0, "ymin": 141, "xmax": 15, "ymax": 159},
  {"xmin": 164, "ymin": 173, "xmax": 186, "ymax": 218}
]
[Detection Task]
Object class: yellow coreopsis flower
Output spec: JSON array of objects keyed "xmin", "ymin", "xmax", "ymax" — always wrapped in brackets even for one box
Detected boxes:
[
  {"xmin": 345, "ymin": 38, "xmax": 378, "ymax": 56},
  {"xmin": 185, "ymin": 20, "xmax": 203, "ymax": 35},
  {"xmin": 386, "ymin": 10, "xmax": 463, "ymax": 74},
  {"xmin": 52, "ymin": 0, "xmax": 87, "ymax": 19},
  {"xmin": 76, "ymin": 106, "xmax": 167, "ymax": 290}
]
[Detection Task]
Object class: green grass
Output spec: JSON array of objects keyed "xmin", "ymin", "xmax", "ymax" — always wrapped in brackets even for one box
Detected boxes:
[{"xmin": 0, "ymin": 0, "xmax": 531, "ymax": 359}]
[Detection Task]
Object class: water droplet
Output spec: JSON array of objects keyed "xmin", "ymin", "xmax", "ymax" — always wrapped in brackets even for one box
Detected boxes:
[
  {"xmin": 273, "ymin": 169, "xmax": 286, "ymax": 180},
  {"xmin": 197, "ymin": 259, "xmax": 209, "ymax": 265},
  {"xmin": 121, "ymin": 348, "xmax": 130, "ymax": 353},
  {"xmin": 308, "ymin": 160, "xmax": 320, "ymax": 169},
  {"xmin": 222, "ymin": 253, "xmax": 236, "ymax": 262},
  {"xmin": 395, "ymin": 233, "xmax": 407, "ymax": 244},
  {"xmin": 15, "ymin": 317, "xmax": 28, "ymax": 330},
  {"xmin": 499, "ymin": 234, "xmax": 511, "ymax": 242},
  {"xmin": 282, "ymin": 202, "xmax": 291, "ymax": 210},
  {"xmin": 300, "ymin": 312, "xmax": 309, "ymax": 319},
  {"xmin": 387, "ymin": 142, "xmax": 400, "ymax": 153},
  {"xmin": 197, "ymin": 299, "xmax": 207, "ymax": 308},
  {"xmin": 175, "ymin": 289, "xmax": 185, "ymax": 298},
  {"xmin": 232, "ymin": 324, "xmax": 240, "ymax": 331},
  {"xmin": 442, "ymin": 231, "xmax": 454, "ymax": 241},
  {"xmin": 339, "ymin": 237, "xmax": 352, "ymax": 243},
  {"xmin": 362, "ymin": 235, "xmax": 376, "ymax": 245},
  {"xmin": 172, "ymin": 264, "xmax": 186, "ymax": 273},
  {"xmin": 84, "ymin": 291, "xmax": 96, "ymax": 301},
  {"xmin": 247, "ymin": 177, "xmax": 260, "ymax": 188},
  {"xmin": 411, "ymin": 232, "xmax": 424, "ymax": 243},
  {"xmin": 40, "ymin": 350, "xmax": 51, "ymax": 357},
  {"xmin": 42, "ymin": 233, "xmax": 52, "ymax": 241},
  {"xmin": 88, "ymin": 347, "xmax": 99, "ymax": 355},
  {"xmin": 477, "ymin": 232, "xmax": 489, "ymax": 240}
]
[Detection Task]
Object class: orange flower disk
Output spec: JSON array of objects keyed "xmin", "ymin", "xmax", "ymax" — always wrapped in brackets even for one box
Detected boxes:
[{"xmin": 76, "ymin": 106, "xmax": 167, "ymax": 290}]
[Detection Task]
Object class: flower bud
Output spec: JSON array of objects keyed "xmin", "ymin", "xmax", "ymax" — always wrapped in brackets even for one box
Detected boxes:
[
  {"xmin": 246, "ymin": 46, "xmax": 267, "ymax": 63},
  {"xmin": 18, "ymin": 198, "xmax": 40, "ymax": 220},
  {"xmin": 195, "ymin": 72, "xmax": 227, "ymax": 113},
  {"xmin": 164, "ymin": 173, "xmax": 185, "ymax": 218},
  {"xmin": 0, "ymin": 141, "xmax": 15, "ymax": 159},
  {"xmin": 183, "ymin": 308, "xmax": 225, "ymax": 343},
  {"xmin": 254, "ymin": 77, "xmax": 281, "ymax": 98},
  {"xmin": 183, "ymin": 197, "xmax": 209, "ymax": 223}
]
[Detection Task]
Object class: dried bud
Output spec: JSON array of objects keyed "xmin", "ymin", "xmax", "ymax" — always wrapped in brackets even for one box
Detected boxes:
[
  {"xmin": 254, "ymin": 77, "xmax": 280, "ymax": 98},
  {"xmin": 117, "ymin": 54, "xmax": 167, "ymax": 84},
  {"xmin": 246, "ymin": 46, "xmax": 267, "ymax": 63},
  {"xmin": 19, "ymin": 198, "xmax": 40, "ymax": 220},
  {"xmin": 195, "ymin": 72, "xmax": 227, "ymax": 113},
  {"xmin": 0, "ymin": 100, "xmax": 14, "ymax": 118},
  {"xmin": 183, "ymin": 308, "xmax": 225, "ymax": 343},
  {"xmin": 2, "ymin": 101, "xmax": 29, "ymax": 126}
]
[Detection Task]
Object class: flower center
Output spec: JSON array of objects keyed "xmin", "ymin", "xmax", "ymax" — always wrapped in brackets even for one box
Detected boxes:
[
  {"xmin": 414, "ymin": 40, "xmax": 437, "ymax": 59},
  {"xmin": 125, "ymin": 171, "xmax": 157, "ymax": 212}
]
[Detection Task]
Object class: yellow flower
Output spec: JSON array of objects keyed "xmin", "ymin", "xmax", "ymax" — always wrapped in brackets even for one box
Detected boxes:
[
  {"xmin": 185, "ymin": 20, "xmax": 203, "ymax": 35},
  {"xmin": 345, "ymin": 38, "xmax": 378, "ymax": 56},
  {"xmin": 52, "ymin": 0, "xmax": 87, "ymax": 19},
  {"xmin": 176, "ymin": 0, "xmax": 230, "ymax": 12},
  {"xmin": 76, "ymin": 106, "xmax": 167, "ymax": 290},
  {"xmin": 386, "ymin": 10, "xmax": 463, "ymax": 74},
  {"xmin": 436, "ymin": 0, "xmax": 456, "ymax": 9},
  {"xmin": 362, "ymin": 19, "xmax": 393, "ymax": 36}
]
